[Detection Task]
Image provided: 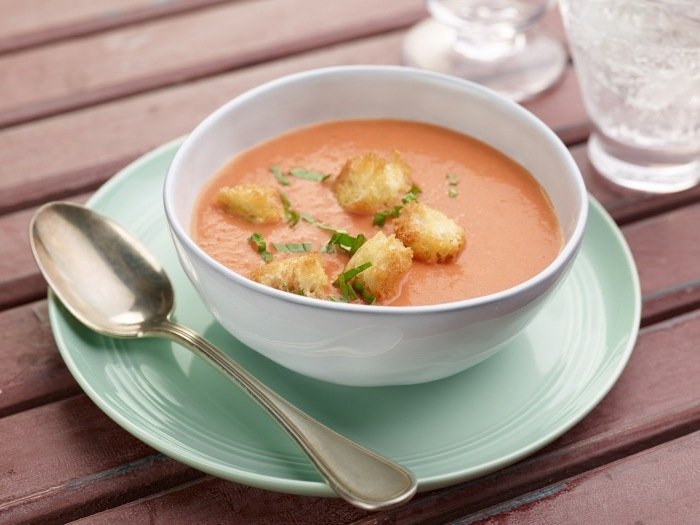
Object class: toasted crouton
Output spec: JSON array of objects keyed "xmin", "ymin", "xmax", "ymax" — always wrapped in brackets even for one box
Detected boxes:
[
  {"xmin": 216, "ymin": 183, "xmax": 283, "ymax": 224},
  {"xmin": 393, "ymin": 202, "xmax": 466, "ymax": 264},
  {"xmin": 332, "ymin": 152, "xmax": 413, "ymax": 214},
  {"xmin": 249, "ymin": 253, "xmax": 330, "ymax": 299},
  {"xmin": 345, "ymin": 232, "xmax": 412, "ymax": 302}
]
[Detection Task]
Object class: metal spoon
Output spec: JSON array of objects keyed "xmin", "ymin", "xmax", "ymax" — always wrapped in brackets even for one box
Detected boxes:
[{"xmin": 29, "ymin": 201, "xmax": 416, "ymax": 511}]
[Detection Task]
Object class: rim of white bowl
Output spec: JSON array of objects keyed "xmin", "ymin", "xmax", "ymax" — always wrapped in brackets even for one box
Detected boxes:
[{"xmin": 164, "ymin": 65, "xmax": 588, "ymax": 315}]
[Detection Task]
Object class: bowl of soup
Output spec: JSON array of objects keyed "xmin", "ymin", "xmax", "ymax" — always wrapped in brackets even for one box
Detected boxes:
[{"xmin": 164, "ymin": 65, "xmax": 587, "ymax": 386}]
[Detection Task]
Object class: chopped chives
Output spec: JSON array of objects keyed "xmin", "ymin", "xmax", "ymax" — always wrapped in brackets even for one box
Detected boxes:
[
  {"xmin": 301, "ymin": 213, "xmax": 340, "ymax": 233},
  {"xmin": 332, "ymin": 262, "xmax": 373, "ymax": 303},
  {"xmin": 335, "ymin": 271, "xmax": 356, "ymax": 301},
  {"xmin": 325, "ymin": 231, "xmax": 366, "ymax": 256},
  {"xmin": 340, "ymin": 261, "xmax": 372, "ymax": 281},
  {"xmin": 372, "ymin": 205, "xmax": 402, "ymax": 227},
  {"xmin": 446, "ymin": 173, "xmax": 459, "ymax": 198},
  {"xmin": 372, "ymin": 185, "xmax": 422, "ymax": 226},
  {"xmin": 402, "ymin": 184, "xmax": 422, "ymax": 203},
  {"xmin": 272, "ymin": 242, "xmax": 312, "ymax": 253},
  {"xmin": 271, "ymin": 165, "xmax": 330, "ymax": 185},
  {"xmin": 248, "ymin": 232, "xmax": 272, "ymax": 262},
  {"xmin": 270, "ymin": 164, "xmax": 290, "ymax": 186},
  {"xmin": 352, "ymin": 281, "xmax": 376, "ymax": 304},
  {"xmin": 279, "ymin": 191, "xmax": 300, "ymax": 227},
  {"xmin": 290, "ymin": 167, "xmax": 331, "ymax": 182}
]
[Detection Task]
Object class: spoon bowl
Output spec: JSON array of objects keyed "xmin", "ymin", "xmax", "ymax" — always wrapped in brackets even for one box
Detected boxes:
[
  {"xmin": 29, "ymin": 201, "xmax": 416, "ymax": 511},
  {"xmin": 31, "ymin": 202, "xmax": 173, "ymax": 336}
]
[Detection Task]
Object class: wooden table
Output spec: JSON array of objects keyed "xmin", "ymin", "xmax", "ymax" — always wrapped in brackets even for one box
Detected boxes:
[{"xmin": 2, "ymin": 1, "xmax": 700, "ymax": 523}]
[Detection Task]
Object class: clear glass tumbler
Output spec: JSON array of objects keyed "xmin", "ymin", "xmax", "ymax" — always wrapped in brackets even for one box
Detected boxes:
[
  {"xmin": 559, "ymin": 0, "xmax": 700, "ymax": 193},
  {"xmin": 402, "ymin": 0, "xmax": 566, "ymax": 102}
]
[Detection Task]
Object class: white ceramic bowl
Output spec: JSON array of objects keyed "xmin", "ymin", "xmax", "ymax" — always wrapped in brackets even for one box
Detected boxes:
[{"xmin": 164, "ymin": 66, "xmax": 588, "ymax": 387}]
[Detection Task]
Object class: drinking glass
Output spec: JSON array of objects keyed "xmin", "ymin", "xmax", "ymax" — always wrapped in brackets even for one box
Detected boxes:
[
  {"xmin": 559, "ymin": 0, "xmax": 700, "ymax": 193},
  {"xmin": 402, "ymin": 0, "xmax": 566, "ymax": 102}
]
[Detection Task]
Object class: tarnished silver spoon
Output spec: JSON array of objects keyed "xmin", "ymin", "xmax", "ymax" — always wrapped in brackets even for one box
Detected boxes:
[{"xmin": 29, "ymin": 201, "xmax": 416, "ymax": 511}]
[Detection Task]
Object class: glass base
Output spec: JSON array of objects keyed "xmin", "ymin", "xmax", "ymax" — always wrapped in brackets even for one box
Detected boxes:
[
  {"xmin": 402, "ymin": 18, "xmax": 566, "ymax": 102},
  {"xmin": 588, "ymin": 134, "xmax": 700, "ymax": 194}
]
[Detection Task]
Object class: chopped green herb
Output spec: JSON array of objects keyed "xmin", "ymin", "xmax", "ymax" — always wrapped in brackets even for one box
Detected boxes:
[
  {"xmin": 290, "ymin": 167, "xmax": 331, "ymax": 182},
  {"xmin": 340, "ymin": 261, "xmax": 372, "ymax": 280},
  {"xmin": 372, "ymin": 205, "xmax": 402, "ymax": 227},
  {"xmin": 301, "ymin": 213, "xmax": 340, "ymax": 233},
  {"xmin": 372, "ymin": 185, "xmax": 423, "ymax": 226},
  {"xmin": 270, "ymin": 164, "xmax": 290, "ymax": 186},
  {"xmin": 446, "ymin": 173, "xmax": 459, "ymax": 198},
  {"xmin": 352, "ymin": 281, "xmax": 376, "ymax": 304},
  {"xmin": 334, "ymin": 271, "xmax": 355, "ymax": 301},
  {"xmin": 279, "ymin": 191, "xmax": 300, "ymax": 227},
  {"xmin": 248, "ymin": 232, "xmax": 272, "ymax": 262},
  {"xmin": 403, "ymin": 184, "xmax": 422, "ymax": 203},
  {"xmin": 325, "ymin": 231, "xmax": 366, "ymax": 256},
  {"xmin": 332, "ymin": 262, "xmax": 373, "ymax": 303},
  {"xmin": 272, "ymin": 242, "xmax": 312, "ymax": 253}
]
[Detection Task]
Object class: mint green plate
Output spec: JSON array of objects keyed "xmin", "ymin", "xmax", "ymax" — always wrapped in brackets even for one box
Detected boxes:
[{"xmin": 49, "ymin": 139, "xmax": 641, "ymax": 496}]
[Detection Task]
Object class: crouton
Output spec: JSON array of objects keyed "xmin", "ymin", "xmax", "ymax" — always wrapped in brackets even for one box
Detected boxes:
[
  {"xmin": 394, "ymin": 202, "xmax": 466, "ymax": 264},
  {"xmin": 216, "ymin": 183, "xmax": 283, "ymax": 224},
  {"xmin": 332, "ymin": 152, "xmax": 413, "ymax": 214},
  {"xmin": 249, "ymin": 253, "xmax": 330, "ymax": 299},
  {"xmin": 345, "ymin": 232, "xmax": 413, "ymax": 302}
]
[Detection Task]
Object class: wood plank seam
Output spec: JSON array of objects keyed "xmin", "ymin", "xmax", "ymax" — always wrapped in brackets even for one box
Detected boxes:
[
  {"xmin": 611, "ymin": 190, "xmax": 700, "ymax": 226},
  {"xmin": 449, "ymin": 429, "xmax": 700, "ymax": 524},
  {"xmin": 0, "ymin": 7, "xmax": 424, "ymax": 129},
  {"xmin": 349, "ymin": 401, "xmax": 700, "ymax": 525},
  {"xmin": 0, "ymin": 155, "xmax": 133, "ymax": 217},
  {"xmin": 0, "ymin": 0, "xmax": 236, "ymax": 56},
  {"xmin": 642, "ymin": 282, "xmax": 700, "ymax": 327},
  {"xmin": 0, "ymin": 453, "xmax": 207, "ymax": 525},
  {"xmin": 444, "ymin": 483, "xmax": 569, "ymax": 525}
]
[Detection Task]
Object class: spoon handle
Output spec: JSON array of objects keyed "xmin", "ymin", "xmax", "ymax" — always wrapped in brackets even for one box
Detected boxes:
[{"xmin": 151, "ymin": 320, "xmax": 416, "ymax": 510}]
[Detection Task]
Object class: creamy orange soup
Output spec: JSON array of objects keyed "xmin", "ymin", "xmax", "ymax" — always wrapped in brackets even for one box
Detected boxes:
[{"xmin": 192, "ymin": 119, "xmax": 562, "ymax": 306}]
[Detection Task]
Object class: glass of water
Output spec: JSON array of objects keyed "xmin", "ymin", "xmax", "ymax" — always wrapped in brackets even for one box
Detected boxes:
[
  {"xmin": 559, "ymin": 0, "xmax": 700, "ymax": 193},
  {"xmin": 402, "ymin": 0, "xmax": 566, "ymax": 102}
]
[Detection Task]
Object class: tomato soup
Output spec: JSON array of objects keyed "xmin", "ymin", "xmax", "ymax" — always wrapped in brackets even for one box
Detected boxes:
[{"xmin": 192, "ymin": 119, "xmax": 562, "ymax": 306}]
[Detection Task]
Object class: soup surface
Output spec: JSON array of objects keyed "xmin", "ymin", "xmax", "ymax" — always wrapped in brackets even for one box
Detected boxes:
[{"xmin": 192, "ymin": 119, "xmax": 562, "ymax": 306}]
